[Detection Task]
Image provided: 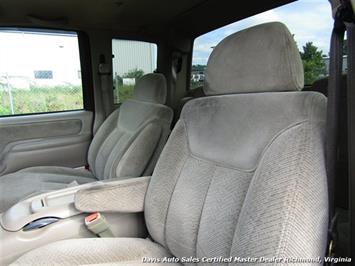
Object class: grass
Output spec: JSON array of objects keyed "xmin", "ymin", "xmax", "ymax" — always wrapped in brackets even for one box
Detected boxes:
[
  {"xmin": 0, "ymin": 85, "xmax": 83, "ymax": 116},
  {"xmin": 114, "ymin": 85, "xmax": 135, "ymax": 104}
]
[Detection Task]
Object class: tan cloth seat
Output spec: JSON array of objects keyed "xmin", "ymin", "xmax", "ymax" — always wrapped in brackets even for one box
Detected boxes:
[
  {"xmin": 12, "ymin": 238, "xmax": 179, "ymax": 266},
  {"xmin": 12, "ymin": 22, "xmax": 328, "ymax": 265},
  {"xmin": 0, "ymin": 73, "xmax": 173, "ymax": 213}
]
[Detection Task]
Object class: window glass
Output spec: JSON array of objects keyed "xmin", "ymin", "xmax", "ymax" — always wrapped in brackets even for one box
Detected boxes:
[
  {"xmin": 112, "ymin": 39, "xmax": 157, "ymax": 104},
  {"xmin": 191, "ymin": 0, "xmax": 333, "ymax": 89},
  {"xmin": 0, "ymin": 29, "xmax": 84, "ymax": 116}
]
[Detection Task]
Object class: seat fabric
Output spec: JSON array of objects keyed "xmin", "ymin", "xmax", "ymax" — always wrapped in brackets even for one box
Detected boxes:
[
  {"xmin": 0, "ymin": 166, "xmax": 95, "ymax": 213},
  {"xmin": 0, "ymin": 73, "xmax": 173, "ymax": 213},
  {"xmin": 12, "ymin": 238, "xmax": 179, "ymax": 266},
  {"xmin": 12, "ymin": 22, "xmax": 328, "ymax": 265}
]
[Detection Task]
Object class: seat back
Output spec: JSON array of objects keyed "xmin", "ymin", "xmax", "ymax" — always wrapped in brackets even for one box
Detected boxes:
[
  {"xmin": 88, "ymin": 73, "xmax": 173, "ymax": 180},
  {"xmin": 145, "ymin": 22, "xmax": 328, "ymax": 260}
]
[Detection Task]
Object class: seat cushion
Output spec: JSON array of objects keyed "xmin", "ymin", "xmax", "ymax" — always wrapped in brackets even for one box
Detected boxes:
[
  {"xmin": 11, "ymin": 238, "xmax": 180, "ymax": 266},
  {"xmin": 0, "ymin": 166, "xmax": 96, "ymax": 213}
]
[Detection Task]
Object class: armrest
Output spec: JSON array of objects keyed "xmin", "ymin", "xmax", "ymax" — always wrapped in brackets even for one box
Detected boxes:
[{"xmin": 74, "ymin": 176, "xmax": 151, "ymax": 213}]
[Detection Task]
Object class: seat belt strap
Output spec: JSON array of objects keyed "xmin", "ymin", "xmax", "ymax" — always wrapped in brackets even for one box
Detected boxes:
[
  {"xmin": 98, "ymin": 54, "xmax": 114, "ymax": 118},
  {"xmin": 345, "ymin": 20, "xmax": 355, "ymax": 264},
  {"xmin": 327, "ymin": 3, "xmax": 346, "ymax": 260},
  {"xmin": 327, "ymin": 0, "xmax": 355, "ymax": 262},
  {"xmin": 327, "ymin": 17, "xmax": 345, "ymax": 224}
]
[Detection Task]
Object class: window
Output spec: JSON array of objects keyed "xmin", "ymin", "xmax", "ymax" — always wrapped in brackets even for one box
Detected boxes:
[
  {"xmin": 34, "ymin": 70, "xmax": 53, "ymax": 79},
  {"xmin": 191, "ymin": 0, "xmax": 333, "ymax": 89},
  {"xmin": 112, "ymin": 39, "xmax": 157, "ymax": 104},
  {"xmin": 0, "ymin": 29, "xmax": 84, "ymax": 116}
]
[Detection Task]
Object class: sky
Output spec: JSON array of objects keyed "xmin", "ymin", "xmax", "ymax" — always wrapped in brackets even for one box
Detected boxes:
[{"xmin": 192, "ymin": 0, "xmax": 333, "ymax": 65}]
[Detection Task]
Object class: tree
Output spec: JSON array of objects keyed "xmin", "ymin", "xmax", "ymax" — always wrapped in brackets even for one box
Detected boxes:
[
  {"xmin": 300, "ymin": 42, "xmax": 326, "ymax": 85},
  {"xmin": 192, "ymin": 64, "xmax": 206, "ymax": 73},
  {"xmin": 123, "ymin": 68, "xmax": 144, "ymax": 79}
]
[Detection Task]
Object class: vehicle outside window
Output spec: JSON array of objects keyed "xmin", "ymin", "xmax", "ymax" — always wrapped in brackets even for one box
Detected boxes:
[
  {"xmin": 112, "ymin": 39, "xmax": 157, "ymax": 104},
  {"xmin": 0, "ymin": 29, "xmax": 84, "ymax": 116},
  {"xmin": 191, "ymin": 0, "xmax": 335, "ymax": 90}
]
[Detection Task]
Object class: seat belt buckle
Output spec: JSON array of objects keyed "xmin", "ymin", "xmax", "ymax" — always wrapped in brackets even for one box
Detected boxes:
[{"xmin": 84, "ymin": 212, "xmax": 114, "ymax": 237}]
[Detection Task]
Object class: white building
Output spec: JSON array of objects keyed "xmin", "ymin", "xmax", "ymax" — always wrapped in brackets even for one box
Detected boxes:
[
  {"xmin": 0, "ymin": 30, "xmax": 82, "ymax": 90},
  {"xmin": 112, "ymin": 39, "xmax": 156, "ymax": 78},
  {"xmin": 0, "ymin": 30, "xmax": 157, "ymax": 90}
]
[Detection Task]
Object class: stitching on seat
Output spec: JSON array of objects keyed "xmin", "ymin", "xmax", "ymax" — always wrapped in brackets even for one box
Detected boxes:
[
  {"xmin": 226, "ymin": 122, "xmax": 307, "ymax": 262},
  {"xmin": 184, "ymin": 118, "xmax": 309, "ymax": 172},
  {"xmin": 163, "ymin": 121, "xmax": 190, "ymax": 253},
  {"xmin": 194, "ymin": 163, "xmax": 217, "ymax": 258}
]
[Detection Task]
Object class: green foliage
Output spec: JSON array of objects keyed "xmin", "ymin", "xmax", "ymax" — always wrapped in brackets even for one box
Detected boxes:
[
  {"xmin": 190, "ymin": 81, "xmax": 203, "ymax": 90},
  {"xmin": 114, "ymin": 85, "xmax": 135, "ymax": 104},
  {"xmin": 191, "ymin": 65, "xmax": 206, "ymax": 73},
  {"xmin": 114, "ymin": 68, "xmax": 146, "ymax": 104},
  {"xmin": 122, "ymin": 68, "xmax": 144, "ymax": 79},
  {"xmin": 300, "ymin": 42, "xmax": 326, "ymax": 85},
  {"xmin": 0, "ymin": 85, "xmax": 83, "ymax": 116}
]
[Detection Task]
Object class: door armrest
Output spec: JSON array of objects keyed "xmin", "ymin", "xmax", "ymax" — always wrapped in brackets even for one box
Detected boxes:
[{"xmin": 74, "ymin": 176, "xmax": 151, "ymax": 213}]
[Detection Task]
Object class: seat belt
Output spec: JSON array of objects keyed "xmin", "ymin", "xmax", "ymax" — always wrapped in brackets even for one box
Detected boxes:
[
  {"xmin": 345, "ymin": 19, "xmax": 355, "ymax": 265},
  {"xmin": 326, "ymin": 1, "xmax": 345, "ymax": 260},
  {"xmin": 327, "ymin": 0, "xmax": 354, "ymax": 262},
  {"xmin": 98, "ymin": 54, "xmax": 114, "ymax": 118},
  {"xmin": 85, "ymin": 212, "xmax": 114, "ymax": 237}
]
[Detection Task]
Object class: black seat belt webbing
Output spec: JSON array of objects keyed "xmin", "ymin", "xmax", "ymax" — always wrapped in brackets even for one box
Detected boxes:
[
  {"xmin": 326, "ymin": 13, "xmax": 345, "ymax": 261},
  {"xmin": 327, "ymin": 22, "xmax": 345, "ymax": 224},
  {"xmin": 345, "ymin": 20, "xmax": 355, "ymax": 263},
  {"xmin": 327, "ymin": 0, "xmax": 355, "ymax": 261},
  {"xmin": 98, "ymin": 54, "xmax": 114, "ymax": 118}
]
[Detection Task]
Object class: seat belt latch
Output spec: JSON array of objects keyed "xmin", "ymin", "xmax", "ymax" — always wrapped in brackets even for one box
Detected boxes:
[{"xmin": 84, "ymin": 212, "xmax": 114, "ymax": 237}]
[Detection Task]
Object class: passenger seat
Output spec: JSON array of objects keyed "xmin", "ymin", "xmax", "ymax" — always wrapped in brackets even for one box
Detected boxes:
[{"xmin": 0, "ymin": 73, "xmax": 173, "ymax": 213}]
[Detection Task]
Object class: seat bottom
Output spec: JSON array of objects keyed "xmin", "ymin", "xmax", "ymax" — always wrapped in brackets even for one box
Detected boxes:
[
  {"xmin": 11, "ymin": 238, "xmax": 179, "ymax": 266},
  {"xmin": 0, "ymin": 166, "xmax": 96, "ymax": 213}
]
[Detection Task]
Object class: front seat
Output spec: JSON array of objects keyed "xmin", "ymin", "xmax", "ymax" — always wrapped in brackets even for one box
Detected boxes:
[
  {"xmin": 12, "ymin": 22, "xmax": 328, "ymax": 265},
  {"xmin": 0, "ymin": 73, "xmax": 173, "ymax": 213}
]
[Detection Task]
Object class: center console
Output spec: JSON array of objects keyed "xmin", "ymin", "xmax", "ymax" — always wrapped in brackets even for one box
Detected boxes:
[{"xmin": 0, "ymin": 181, "xmax": 147, "ymax": 265}]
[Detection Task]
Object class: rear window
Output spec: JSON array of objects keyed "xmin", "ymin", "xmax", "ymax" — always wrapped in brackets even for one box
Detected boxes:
[
  {"xmin": 191, "ymin": 0, "xmax": 334, "ymax": 89},
  {"xmin": 112, "ymin": 39, "xmax": 157, "ymax": 104},
  {"xmin": 0, "ymin": 29, "xmax": 84, "ymax": 116}
]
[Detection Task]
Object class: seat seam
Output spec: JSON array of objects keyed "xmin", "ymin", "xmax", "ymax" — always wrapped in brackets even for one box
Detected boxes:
[
  {"xmin": 276, "ymin": 118, "xmax": 310, "ymax": 259},
  {"xmin": 163, "ymin": 121, "xmax": 190, "ymax": 253},
  {"xmin": 183, "ymin": 118, "xmax": 313, "ymax": 172},
  {"xmin": 194, "ymin": 163, "xmax": 217, "ymax": 260},
  {"xmin": 227, "ymin": 122, "xmax": 307, "ymax": 262}
]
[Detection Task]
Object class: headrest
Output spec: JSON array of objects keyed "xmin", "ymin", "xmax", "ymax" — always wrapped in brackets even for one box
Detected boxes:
[
  {"xmin": 204, "ymin": 22, "xmax": 304, "ymax": 95},
  {"xmin": 133, "ymin": 73, "xmax": 167, "ymax": 104}
]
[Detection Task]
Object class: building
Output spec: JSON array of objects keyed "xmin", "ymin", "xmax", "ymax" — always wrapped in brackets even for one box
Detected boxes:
[
  {"xmin": 0, "ymin": 30, "xmax": 157, "ymax": 90},
  {"xmin": 112, "ymin": 40, "xmax": 156, "ymax": 78},
  {"xmin": 0, "ymin": 30, "xmax": 82, "ymax": 90}
]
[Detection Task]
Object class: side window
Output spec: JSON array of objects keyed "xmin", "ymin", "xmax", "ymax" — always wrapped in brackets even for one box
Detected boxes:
[
  {"xmin": 0, "ymin": 29, "xmax": 84, "ymax": 116},
  {"xmin": 112, "ymin": 39, "xmax": 157, "ymax": 104},
  {"xmin": 190, "ymin": 0, "xmax": 333, "ymax": 89}
]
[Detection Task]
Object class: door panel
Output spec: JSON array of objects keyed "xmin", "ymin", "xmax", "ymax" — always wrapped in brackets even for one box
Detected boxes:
[{"xmin": 0, "ymin": 110, "xmax": 93, "ymax": 176}]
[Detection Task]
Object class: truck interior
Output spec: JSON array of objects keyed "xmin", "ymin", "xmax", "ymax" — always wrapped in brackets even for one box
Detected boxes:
[{"xmin": 0, "ymin": 0, "xmax": 354, "ymax": 265}]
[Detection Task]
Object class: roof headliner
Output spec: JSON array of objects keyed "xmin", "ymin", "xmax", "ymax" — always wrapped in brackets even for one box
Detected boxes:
[{"xmin": 0, "ymin": 0, "xmax": 295, "ymax": 38}]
